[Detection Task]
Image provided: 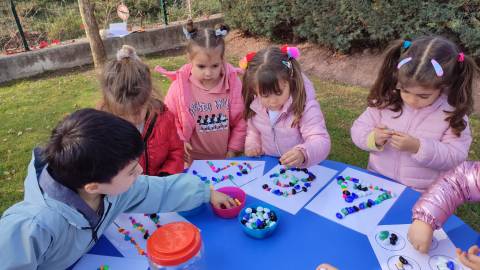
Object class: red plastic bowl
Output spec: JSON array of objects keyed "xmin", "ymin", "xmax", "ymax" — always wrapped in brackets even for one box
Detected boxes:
[{"xmin": 211, "ymin": 186, "xmax": 246, "ymax": 219}]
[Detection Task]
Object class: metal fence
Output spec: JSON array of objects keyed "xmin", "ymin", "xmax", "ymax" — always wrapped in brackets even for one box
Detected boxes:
[{"xmin": 1, "ymin": 0, "xmax": 221, "ymax": 54}]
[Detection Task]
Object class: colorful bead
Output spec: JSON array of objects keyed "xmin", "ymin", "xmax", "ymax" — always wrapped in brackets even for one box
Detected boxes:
[
  {"xmin": 241, "ymin": 207, "xmax": 277, "ymax": 230},
  {"xmin": 194, "ymin": 161, "xmax": 255, "ymax": 185},
  {"xmin": 265, "ymin": 166, "xmax": 315, "ymax": 197},
  {"xmin": 379, "ymin": 231, "xmax": 389, "ymax": 241}
]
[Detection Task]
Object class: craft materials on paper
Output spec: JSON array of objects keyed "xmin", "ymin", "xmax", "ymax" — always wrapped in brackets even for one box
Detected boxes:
[
  {"xmin": 305, "ymin": 167, "xmax": 406, "ymax": 234},
  {"xmin": 187, "ymin": 160, "xmax": 265, "ymax": 187},
  {"xmin": 72, "ymin": 254, "xmax": 148, "ymax": 270},
  {"xmin": 242, "ymin": 164, "xmax": 337, "ymax": 214}
]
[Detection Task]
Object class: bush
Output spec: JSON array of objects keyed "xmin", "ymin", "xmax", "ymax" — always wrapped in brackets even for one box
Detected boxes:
[
  {"xmin": 46, "ymin": 9, "xmax": 84, "ymax": 41},
  {"xmin": 221, "ymin": 0, "xmax": 480, "ymax": 59}
]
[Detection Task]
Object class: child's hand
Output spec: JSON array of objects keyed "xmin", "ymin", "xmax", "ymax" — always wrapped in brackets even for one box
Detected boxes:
[
  {"xmin": 407, "ymin": 219, "xmax": 434, "ymax": 253},
  {"xmin": 226, "ymin": 150, "xmax": 237, "ymax": 158},
  {"xmin": 184, "ymin": 142, "xmax": 193, "ymax": 164},
  {"xmin": 316, "ymin": 264, "xmax": 338, "ymax": 270},
  {"xmin": 245, "ymin": 148, "xmax": 263, "ymax": 157},
  {"xmin": 374, "ymin": 124, "xmax": 393, "ymax": 147},
  {"xmin": 457, "ymin": 245, "xmax": 480, "ymax": 270},
  {"xmin": 210, "ymin": 190, "xmax": 237, "ymax": 209},
  {"xmin": 280, "ymin": 148, "xmax": 305, "ymax": 167},
  {"xmin": 390, "ymin": 131, "xmax": 420, "ymax": 153}
]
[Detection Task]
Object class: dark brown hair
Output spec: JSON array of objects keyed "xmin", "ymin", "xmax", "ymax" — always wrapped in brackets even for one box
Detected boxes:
[
  {"xmin": 185, "ymin": 19, "xmax": 229, "ymax": 59},
  {"xmin": 369, "ymin": 36, "xmax": 478, "ymax": 136},
  {"xmin": 242, "ymin": 46, "xmax": 306, "ymax": 127},
  {"xmin": 100, "ymin": 45, "xmax": 164, "ymax": 118}
]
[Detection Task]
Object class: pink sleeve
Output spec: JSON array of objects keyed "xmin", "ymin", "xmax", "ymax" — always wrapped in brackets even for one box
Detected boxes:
[
  {"xmin": 351, "ymin": 107, "xmax": 382, "ymax": 151},
  {"xmin": 412, "ymin": 161, "xmax": 480, "ymax": 229},
  {"xmin": 245, "ymin": 118, "xmax": 262, "ymax": 152},
  {"xmin": 295, "ymin": 101, "xmax": 331, "ymax": 167},
  {"xmin": 154, "ymin": 65, "xmax": 177, "ymax": 81},
  {"xmin": 412, "ymin": 118, "xmax": 472, "ymax": 171},
  {"xmin": 227, "ymin": 76, "xmax": 247, "ymax": 152},
  {"xmin": 164, "ymin": 81, "xmax": 186, "ymax": 142}
]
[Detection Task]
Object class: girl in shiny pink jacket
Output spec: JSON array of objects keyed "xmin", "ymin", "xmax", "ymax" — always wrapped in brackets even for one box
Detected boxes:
[
  {"xmin": 408, "ymin": 161, "xmax": 480, "ymax": 269},
  {"xmin": 241, "ymin": 46, "xmax": 331, "ymax": 168},
  {"xmin": 351, "ymin": 36, "xmax": 477, "ymax": 191}
]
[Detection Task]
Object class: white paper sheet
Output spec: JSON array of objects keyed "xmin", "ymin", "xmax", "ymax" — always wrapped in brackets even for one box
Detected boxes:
[
  {"xmin": 305, "ymin": 167, "xmax": 406, "ymax": 234},
  {"xmin": 103, "ymin": 212, "xmax": 188, "ymax": 258},
  {"xmin": 73, "ymin": 254, "xmax": 148, "ymax": 270},
  {"xmin": 367, "ymin": 224, "xmax": 470, "ymax": 270},
  {"xmin": 241, "ymin": 164, "xmax": 337, "ymax": 214},
  {"xmin": 187, "ymin": 160, "xmax": 265, "ymax": 187}
]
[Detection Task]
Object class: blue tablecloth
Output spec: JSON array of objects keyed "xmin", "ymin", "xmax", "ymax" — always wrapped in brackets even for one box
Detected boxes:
[{"xmin": 89, "ymin": 156, "xmax": 479, "ymax": 269}]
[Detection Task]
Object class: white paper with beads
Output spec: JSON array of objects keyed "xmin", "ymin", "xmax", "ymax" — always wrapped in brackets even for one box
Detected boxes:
[
  {"xmin": 367, "ymin": 224, "xmax": 468, "ymax": 270},
  {"xmin": 241, "ymin": 164, "xmax": 337, "ymax": 214},
  {"xmin": 103, "ymin": 212, "xmax": 189, "ymax": 259},
  {"xmin": 186, "ymin": 160, "xmax": 265, "ymax": 188},
  {"xmin": 305, "ymin": 167, "xmax": 406, "ymax": 235}
]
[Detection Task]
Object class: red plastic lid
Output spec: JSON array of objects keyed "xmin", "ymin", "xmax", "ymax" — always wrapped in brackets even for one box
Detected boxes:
[{"xmin": 147, "ymin": 222, "xmax": 202, "ymax": 266}]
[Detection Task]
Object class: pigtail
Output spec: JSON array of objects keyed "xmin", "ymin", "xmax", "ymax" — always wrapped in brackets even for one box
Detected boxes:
[
  {"xmin": 368, "ymin": 40, "xmax": 404, "ymax": 111},
  {"xmin": 290, "ymin": 58, "xmax": 306, "ymax": 127},
  {"xmin": 445, "ymin": 54, "xmax": 478, "ymax": 136}
]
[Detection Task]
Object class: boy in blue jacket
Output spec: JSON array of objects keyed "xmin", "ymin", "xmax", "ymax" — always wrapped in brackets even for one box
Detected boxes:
[{"xmin": 0, "ymin": 108, "xmax": 234, "ymax": 269}]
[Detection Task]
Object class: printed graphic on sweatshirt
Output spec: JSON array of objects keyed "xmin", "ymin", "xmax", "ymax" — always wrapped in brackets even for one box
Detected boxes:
[
  {"xmin": 188, "ymin": 98, "xmax": 229, "ymax": 117},
  {"xmin": 196, "ymin": 113, "xmax": 229, "ymax": 133}
]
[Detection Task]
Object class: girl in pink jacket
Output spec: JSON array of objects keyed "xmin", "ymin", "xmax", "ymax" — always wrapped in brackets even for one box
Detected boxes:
[
  {"xmin": 159, "ymin": 22, "xmax": 246, "ymax": 164},
  {"xmin": 408, "ymin": 161, "xmax": 480, "ymax": 269},
  {"xmin": 241, "ymin": 46, "xmax": 331, "ymax": 168},
  {"xmin": 351, "ymin": 36, "xmax": 477, "ymax": 191}
]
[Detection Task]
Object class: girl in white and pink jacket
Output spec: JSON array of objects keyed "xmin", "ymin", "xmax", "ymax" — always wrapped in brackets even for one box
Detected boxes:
[
  {"xmin": 241, "ymin": 46, "xmax": 331, "ymax": 168},
  {"xmin": 351, "ymin": 36, "xmax": 477, "ymax": 192}
]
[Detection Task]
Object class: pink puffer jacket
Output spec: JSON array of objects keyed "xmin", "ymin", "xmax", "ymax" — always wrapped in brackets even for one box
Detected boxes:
[
  {"xmin": 412, "ymin": 161, "xmax": 480, "ymax": 229},
  {"xmin": 351, "ymin": 95, "xmax": 472, "ymax": 191},
  {"xmin": 244, "ymin": 75, "xmax": 331, "ymax": 168}
]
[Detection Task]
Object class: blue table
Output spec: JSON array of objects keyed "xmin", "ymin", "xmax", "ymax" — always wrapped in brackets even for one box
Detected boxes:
[{"xmin": 89, "ymin": 156, "xmax": 479, "ymax": 269}]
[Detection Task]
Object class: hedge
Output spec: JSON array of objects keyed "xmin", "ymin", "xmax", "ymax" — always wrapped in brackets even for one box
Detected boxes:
[{"xmin": 220, "ymin": 0, "xmax": 480, "ymax": 59}]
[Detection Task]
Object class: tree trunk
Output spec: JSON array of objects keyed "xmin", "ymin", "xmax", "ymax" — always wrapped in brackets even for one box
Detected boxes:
[{"xmin": 78, "ymin": 0, "xmax": 107, "ymax": 69}]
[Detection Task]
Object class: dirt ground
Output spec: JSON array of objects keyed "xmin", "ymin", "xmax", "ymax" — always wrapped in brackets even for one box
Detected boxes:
[{"xmin": 225, "ymin": 30, "xmax": 480, "ymax": 114}]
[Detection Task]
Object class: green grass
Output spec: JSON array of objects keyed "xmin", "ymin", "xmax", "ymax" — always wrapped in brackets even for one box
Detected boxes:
[{"xmin": 0, "ymin": 54, "xmax": 478, "ymax": 231}]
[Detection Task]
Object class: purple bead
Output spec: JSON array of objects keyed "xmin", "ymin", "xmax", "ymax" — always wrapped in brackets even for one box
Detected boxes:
[
  {"xmin": 351, "ymin": 178, "xmax": 359, "ymax": 183},
  {"xmin": 336, "ymin": 213, "xmax": 343, "ymax": 219},
  {"xmin": 359, "ymin": 202, "xmax": 366, "ymax": 209},
  {"xmin": 236, "ymin": 172, "xmax": 242, "ymax": 176},
  {"xmin": 345, "ymin": 196, "xmax": 354, "ymax": 203}
]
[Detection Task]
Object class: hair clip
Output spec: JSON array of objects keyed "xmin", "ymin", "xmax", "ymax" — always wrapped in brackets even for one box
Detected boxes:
[
  {"xmin": 215, "ymin": 29, "xmax": 228, "ymax": 37},
  {"xmin": 431, "ymin": 59, "xmax": 444, "ymax": 77},
  {"xmin": 458, "ymin": 52, "xmax": 465, "ymax": 63},
  {"xmin": 182, "ymin": 27, "xmax": 193, "ymax": 40},
  {"xmin": 402, "ymin": 40, "xmax": 412, "ymax": 49},
  {"xmin": 397, "ymin": 57, "xmax": 412, "ymax": 69},
  {"xmin": 280, "ymin": 44, "xmax": 300, "ymax": 59},
  {"xmin": 282, "ymin": 60, "xmax": 292, "ymax": 69},
  {"xmin": 239, "ymin": 52, "xmax": 257, "ymax": 70}
]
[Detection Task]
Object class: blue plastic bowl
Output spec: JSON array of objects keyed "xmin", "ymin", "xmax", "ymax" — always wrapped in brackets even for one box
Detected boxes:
[
  {"xmin": 178, "ymin": 203, "xmax": 206, "ymax": 217},
  {"xmin": 238, "ymin": 204, "xmax": 279, "ymax": 239}
]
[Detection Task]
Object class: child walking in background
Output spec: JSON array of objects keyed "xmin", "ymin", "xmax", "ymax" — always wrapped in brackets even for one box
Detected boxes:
[
  {"xmin": 351, "ymin": 36, "xmax": 477, "ymax": 191},
  {"xmin": 241, "ymin": 46, "xmax": 331, "ymax": 168},
  {"xmin": 408, "ymin": 161, "xmax": 480, "ymax": 269},
  {"xmin": 158, "ymin": 22, "xmax": 246, "ymax": 165},
  {"xmin": 100, "ymin": 45, "xmax": 184, "ymax": 176}
]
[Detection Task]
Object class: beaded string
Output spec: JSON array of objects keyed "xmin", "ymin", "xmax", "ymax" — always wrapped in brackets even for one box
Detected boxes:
[
  {"xmin": 97, "ymin": 265, "xmax": 109, "ymax": 270},
  {"xmin": 114, "ymin": 222, "xmax": 147, "ymax": 256},
  {"xmin": 129, "ymin": 217, "xmax": 150, "ymax": 240},
  {"xmin": 144, "ymin": 213, "xmax": 161, "ymax": 229},
  {"xmin": 335, "ymin": 175, "xmax": 395, "ymax": 219},
  {"xmin": 192, "ymin": 161, "xmax": 254, "ymax": 185},
  {"xmin": 262, "ymin": 167, "xmax": 316, "ymax": 197}
]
